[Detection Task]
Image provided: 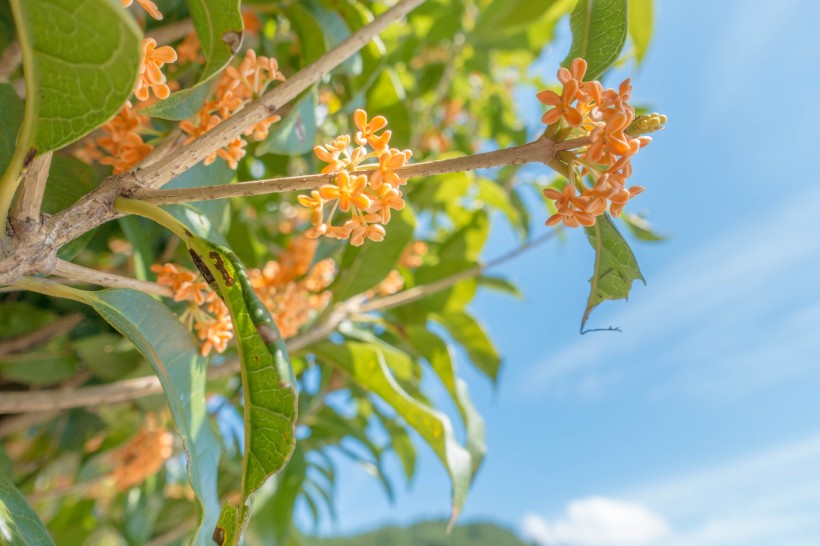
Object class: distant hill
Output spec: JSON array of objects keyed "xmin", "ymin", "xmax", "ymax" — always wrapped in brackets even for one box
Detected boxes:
[{"xmin": 304, "ymin": 519, "xmax": 534, "ymax": 546}]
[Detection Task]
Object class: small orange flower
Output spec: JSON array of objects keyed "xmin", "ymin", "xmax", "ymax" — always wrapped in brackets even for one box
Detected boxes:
[
  {"xmin": 122, "ymin": 0, "xmax": 163, "ymax": 20},
  {"xmin": 370, "ymin": 149, "xmax": 411, "ymax": 189},
  {"xmin": 297, "ymin": 190, "xmax": 325, "ymax": 226},
  {"xmin": 176, "ymin": 32, "xmax": 202, "ymax": 64},
  {"xmin": 537, "ymin": 79, "xmax": 584, "ymax": 127},
  {"xmin": 215, "ymin": 137, "xmax": 247, "ymax": 169},
  {"xmin": 353, "ymin": 109, "xmax": 390, "ymax": 150},
  {"xmin": 544, "ymin": 184, "xmax": 595, "ymax": 228},
  {"xmin": 348, "ymin": 218, "xmax": 386, "ymax": 246},
  {"xmin": 135, "ymin": 38, "xmax": 177, "ymax": 101},
  {"xmin": 367, "ymin": 183, "xmax": 405, "ymax": 224},
  {"xmin": 196, "ymin": 314, "xmax": 234, "ymax": 356},
  {"xmin": 319, "ymin": 171, "xmax": 371, "ymax": 212}
]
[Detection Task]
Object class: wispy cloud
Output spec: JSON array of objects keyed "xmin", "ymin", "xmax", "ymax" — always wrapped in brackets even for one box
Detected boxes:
[
  {"xmin": 524, "ymin": 435, "xmax": 820, "ymax": 546},
  {"xmin": 522, "ymin": 184, "xmax": 820, "ymax": 400},
  {"xmin": 522, "ymin": 497, "xmax": 668, "ymax": 546}
]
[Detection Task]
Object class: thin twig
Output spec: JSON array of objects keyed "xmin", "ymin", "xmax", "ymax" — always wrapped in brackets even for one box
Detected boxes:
[
  {"xmin": 0, "ymin": 313, "xmax": 84, "ymax": 356},
  {"xmin": 53, "ymin": 259, "xmax": 172, "ymax": 297},
  {"xmin": 133, "ymin": 136, "xmax": 589, "ymax": 205},
  {"xmin": 10, "ymin": 152, "xmax": 52, "ymax": 232},
  {"xmin": 0, "ymin": 232, "xmax": 554, "ymax": 413}
]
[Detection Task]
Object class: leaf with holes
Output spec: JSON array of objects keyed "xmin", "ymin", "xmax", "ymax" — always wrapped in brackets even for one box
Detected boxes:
[
  {"xmin": 562, "ymin": 0, "xmax": 628, "ymax": 80},
  {"xmin": 582, "ymin": 214, "xmax": 645, "ymax": 331}
]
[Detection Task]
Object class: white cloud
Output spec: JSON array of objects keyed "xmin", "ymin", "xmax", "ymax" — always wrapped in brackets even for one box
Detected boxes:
[{"xmin": 522, "ymin": 497, "xmax": 669, "ymax": 546}]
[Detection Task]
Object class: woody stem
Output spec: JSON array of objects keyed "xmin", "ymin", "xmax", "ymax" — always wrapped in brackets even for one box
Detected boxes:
[{"xmin": 131, "ymin": 136, "xmax": 590, "ymax": 206}]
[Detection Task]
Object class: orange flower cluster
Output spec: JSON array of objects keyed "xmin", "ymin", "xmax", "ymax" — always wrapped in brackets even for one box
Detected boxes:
[
  {"xmin": 298, "ymin": 110, "xmax": 412, "ymax": 246},
  {"xmin": 110, "ymin": 414, "xmax": 174, "ymax": 491},
  {"xmin": 78, "ymin": 101, "xmax": 154, "ymax": 174},
  {"xmin": 121, "ymin": 0, "xmax": 162, "ymax": 20},
  {"xmin": 152, "ymin": 237, "xmax": 335, "ymax": 356},
  {"xmin": 537, "ymin": 58, "xmax": 664, "ymax": 228},
  {"xmin": 181, "ymin": 49, "xmax": 286, "ymax": 169}
]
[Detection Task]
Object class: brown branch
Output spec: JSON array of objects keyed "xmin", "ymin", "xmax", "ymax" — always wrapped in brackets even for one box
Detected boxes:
[
  {"xmin": 53, "ymin": 259, "xmax": 172, "ymax": 297},
  {"xmin": 0, "ymin": 0, "xmax": 426, "ymax": 286},
  {"xmin": 132, "ymin": 136, "xmax": 589, "ymax": 205},
  {"xmin": 0, "ymin": 313, "xmax": 84, "ymax": 356},
  {"xmin": 10, "ymin": 152, "xmax": 52, "ymax": 233},
  {"xmin": 0, "ymin": 231, "xmax": 553, "ymax": 413}
]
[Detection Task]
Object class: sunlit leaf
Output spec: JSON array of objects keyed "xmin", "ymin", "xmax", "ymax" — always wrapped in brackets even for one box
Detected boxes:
[
  {"xmin": 434, "ymin": 311, "xmax": 501, "ymax": 382},
  {"xmin": 312, "ymin": 341, "xmax": 472, "ymax": 522},
  {"xmin": 142, "ymin": 0, "xmax": 242, "ymax": 120},
  {"xmin": 628, "ymin": 0, "xmax": 653, "ymax": 63},
  {"xmin": 0, "ymin": 83, "xmax": 23, "ymax": 175},
  {"xmin": 0, "ymin": 473, "xmax": 55, "ymax": 545},
  {"xmin": 621, "ymin": 212, "xmax": 666, "ymax": 242},
  {"xmin": 8, "ymin": 0, "xmax": 141, "ymax": 152},
  {"xmin": 582, "ymin": 214, "xmax": 645, "ymax": 331},
  {"xmin": 563, "ymin": 0, "xmax": 628, "ymax": 80}
]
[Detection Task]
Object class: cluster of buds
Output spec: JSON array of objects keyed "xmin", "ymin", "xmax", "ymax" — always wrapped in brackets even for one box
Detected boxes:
[
  {"xmin": 152, "ymin": 237, "xmax": 335, "ymax": 356},
  {"xmin": 181, "ymin": 49, "xmax": 286, "ymax": 169},
  {"xmin": 298, "ymin": 109, "xmax": 412, "ymax": 246},
  {"xmin": 537, "ymin": 58, "xmax": 665, "ymax": 228},
  {"xmin": 77, "ymin": 101, "xmax": 153, "ymax": 173},
  {"xmin": 109, "ymin": 414, "xmax": 174, "ymax": 491}
]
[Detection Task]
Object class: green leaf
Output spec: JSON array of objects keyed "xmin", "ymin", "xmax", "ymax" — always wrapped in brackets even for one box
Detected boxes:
[
  {"xmin": 313, "ymin": 341, "xmax": 472, "ymax": 522},
  {"xmin": 563, "ymin": 0, "xmax": 628, "ymax": 80},
  {"xmin": 621, "ymin": 212, "xmax": 666, "ymax": 242},
  {"xmin": 582, "ymin": 214, "xmax": 645, "ymax": 331},
  {"xmin": 628, "ymin": 0, "xmax": 653, "ymax": 63},
  {"xmin": 284, "ymin": 3, "xmax": 327, "ymax": 66},
  {"xmin": 0, "ymin": 473, "xmax": 56, "ymax": 545},
  {"xmin": 182, "ymin": 236, "xmax": 297, "ymax": 543},
  {"xmin": 9, "ymin": 0, "xmax": 142, "ymax": 152},
  {"xmin": 402, "ymin": 327, "xmax": 486, "ymax": 476},
  {"xmin": 75, "ymin": 289, "xmax": 221, "ymax": 546},
  {"xmin": 477, "ymin": 275, "xmax": 523, "ymax": 299},
  {"xmin": 476, "ymin": 178, "xmax": 523, "ymax": 239},
  {"xmin": 142, "ymin": 0, "xmax": 242, "ymax": 119},
  {"xmin": 365, "ymin": 68, "xmax": 411, "ymax": 147},
  {"xmin": 330, "ymin": 206, "xmax": 416, "ymax": 301},
  {"xmin": 40, "ymin": 156, "xmax": 97, "ymax": 214},
  {"xmin": 255, "ymin": 88, "xmax": 318, "ymax": 157},
  {"xmin": 0, "ymin": 83, "xmax": 23, "ymax": 175},
  {"xmin": 434, "ymin": 311, "xmax": 501, "ymax": 382},
  {"xmin": 0, "ymin": 351, "xmax": 76, "ymax": 385}
]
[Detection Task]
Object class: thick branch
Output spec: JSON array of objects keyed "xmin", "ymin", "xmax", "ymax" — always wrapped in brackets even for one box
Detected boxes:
[
  {"xmin": 53, "ymin": 259, "xmax": 172, "ymax": 297},
  {"xmin": 0, "ymin": 233, "xmax": 553, "ymax": 413},
  {"xmin": 133, "ymin": 136, "xmax": 589, "ymax": 205},
  {"xmin": 10, "ymin": 152, "xmax": 52, "ymax": 231}
]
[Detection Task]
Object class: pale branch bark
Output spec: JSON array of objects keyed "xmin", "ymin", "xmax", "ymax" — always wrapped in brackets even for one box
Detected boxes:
[
  {"xmin": 0, "ymin": 232, "xmax": 551, "ymax": 413},
  {"xmin": 9, "ymin": 152, "xmax": 52, "ymax": 231},
  {"xmin": 52, "ymin": 259, "xmax": 172, "ymax": 297},
  {"xmin": 0, "ymin": 39, "xmax": 21, "ymax": 81},
  {"xmin": 133, "ymin": 136, "xmax": 590, "ymax": 205},
  {"xmin": 0, "ymin": 312, "xmax": 83, "ymax": 356},
  {"xmin": 145, "ymin": 18, "xmax": 194, "ymax": 44},
  {"xmin": 0, "ymin": 0, "xmax": 425, "ymax": 286},
  {"xmin": 131, "ymin": 0, "xmax": 426, "ymax": 191}
]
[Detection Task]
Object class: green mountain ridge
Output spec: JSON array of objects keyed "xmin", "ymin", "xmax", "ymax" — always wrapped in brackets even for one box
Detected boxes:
[{"xmin": 303, "ymin": 519, "xmax": 535, "ymax": 546}]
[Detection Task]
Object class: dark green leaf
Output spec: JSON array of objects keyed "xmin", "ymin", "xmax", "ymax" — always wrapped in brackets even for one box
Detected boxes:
[
  {"xmin": 0, "ymin": 351, "xmax": 76, "ymax": 385},
  {"xmin": 142, "ymin": 0, "xmax": 243, "ymax": 119},
  {"xmin": 0, "ymin": 83, "xmax": 23, "ymax": 176},
  {"xmin": 40, "ymin": 156, "xmax": 96, "ymax": 214},
  {"xmin": 76, "ymin": 289, "xmax": 222, "ymax": 546},
  {"xmin": 256, "ymin": 88, "xmax": 318, "ymax": 157},
  {"xmin": 582, "ymin": 213, "xmax": 645, "ymax": 331},
  {"xmin": 284, "ymin": 4, "xmax": 327, "ymax": 65},
  {"xmin": 0, "ymin": 473, "xmax": 56, "ymax": 545},
  {"xmin": 563, "ymin": 0, "xmax": 628, "ymax": 80},
  {"xmin": 330, "ymin": 206, "xmax": 415, "ymax": 301}
]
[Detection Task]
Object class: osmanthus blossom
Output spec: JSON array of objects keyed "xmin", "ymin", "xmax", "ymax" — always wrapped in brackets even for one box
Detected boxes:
[
  {"xmin": 299, "ymin": 109, "xmax": 412, "ymax": 246},
  {"xmin": 536, "ymin": 57, "xmax": 665, "ymax": 228},
  {"xmin": 121, "ymin": 0, "xmax": 162, "ymax": 20},
  {"xmin": 135, "ymin": 38, "xmax": 178, "ymax": 101}
]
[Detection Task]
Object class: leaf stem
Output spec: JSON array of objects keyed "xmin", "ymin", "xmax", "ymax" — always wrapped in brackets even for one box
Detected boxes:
[{"xmin": 114, "ymin": 196, "xmax": 191, "ymax": 242}]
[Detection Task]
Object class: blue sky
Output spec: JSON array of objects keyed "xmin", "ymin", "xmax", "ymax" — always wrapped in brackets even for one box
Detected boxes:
[{"xmin": 305, "ymin": 1, "xmax": 820, "ymax": 544}]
